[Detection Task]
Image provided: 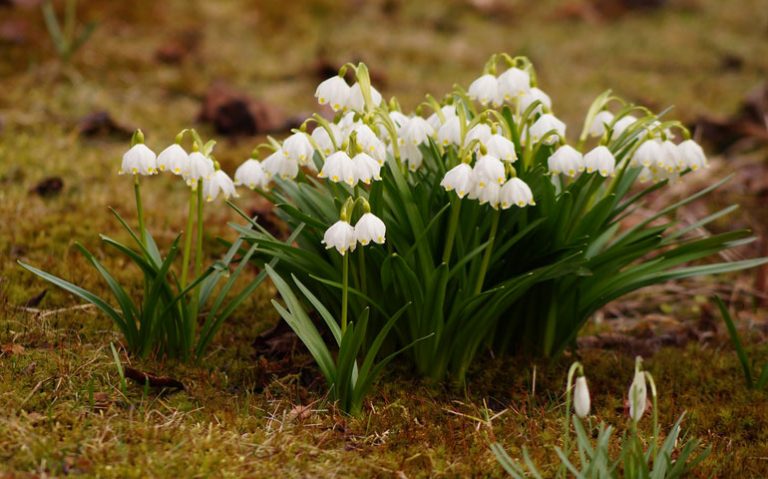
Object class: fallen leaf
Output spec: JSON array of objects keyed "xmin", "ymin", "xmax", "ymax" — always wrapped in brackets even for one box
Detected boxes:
[
  {"xmin": 198, "ymin": 82, "xmax": 291, "ymax": 137},
  {"xmin": 1, "ymin": 343, "xmax": 25, "ymax": 355},
  {"xmin": 30, "ymin": 176, "xmax": 63, "ymax": 197},
  {"xmin": 23, "ymin": 289, "xmax": 47, "ymax": 308},
  {"xmin": 123, "ymin": 366, "xmax": 185, "ymax": 389}
]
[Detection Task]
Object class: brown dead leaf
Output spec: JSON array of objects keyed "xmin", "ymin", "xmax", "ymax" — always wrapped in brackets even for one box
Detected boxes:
[
  {"xmin": 92, "ymin": 392, "xmax": 112, "ymax": 411},
  {"xmin": 123, "ymin": 366, "xmax": 185, "ymax": 390},
  {"xmin": 198, "ymin": 82, "xmax": 291, "ymax": 137},
  {"xmin": 1, "ymin": 343, "xmax": 25, "ymax": 356},
  {"xmin": 288, "ymin": 404, "xmax": 313, "ymax": 422},
  {"xmin": 30, "ymin": 176, "xmax": 63, "ymax": 197},
  {"xmin": 155, "ymin": 30, "xmax": 201, "ymax": 64}
]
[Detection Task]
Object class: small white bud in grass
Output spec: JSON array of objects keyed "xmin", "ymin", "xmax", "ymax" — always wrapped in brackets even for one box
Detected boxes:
[
  {"xmin": 322, "ymin": 220, "xmax": 356, "ymax": 255},
  {"xmin": 441, "ymin": 163, "xmax": 474, "ymax": 199},
  {"xmin": 500, "ymin": 177, "xmax": 535, "ymax": 209},
  {"xmin": 120, "ymin": 143, "xmax": 157, "ymax": 176},
  {"xmin": 354, "ymin": 212, "xmax": 386, "ymax": 246},
  {"xmin": 528, "ymin": 114, "xmax": 565, "ymax": 145},
  {"xmin": 548, "ymin": 145, "xmax": 584, "ymax": 178},
  {"xmin": 283, "ymin": 132, "xmax": 315, "ymax": 166},
  {"xmin": 628, "ymin": 359, "xmax": 648, "ymax": 422},
  {"xmin": 519, "ymin": 87, "xmax": 551, "ymax": 115},
  {"xmin": 319, "ymin": 151, "xmax": 356, "ymax": 186},
  {"xmin": 234, "ymin": 159, "xmax": 269, "ymax": 190},
  {"xmin": 468, "ymin": 74, "xmax": 501, "ymax": 106},
  {"xmin": 678, "ymin": 139, "xmax": 708, "ymax": 171},
  {"xmin": 438, "ymin": 116, "xmax": 462, "ymax": 146},
  {"xmin": 157, "ymin": 144, "xmax": 187, "ymax": 174},
  {"xmin": 352, "ymin": 152, "xmax": 381, "ymax": 185},
  {"xmin": 485, "ymin": 134, "xmax": 517, "ymax": 163},
  {"xmin": 203, "ymin": 170, "xmax": 238, "ymax": 202},
  {"xmin": 573, "ymin": 376, "xmax": 591, "ymax": 418},
  {"xmin": 473, "ymin": 155, "xmax": 506, "ymax": 187},
  {"xmin": 584, "ymin": 145, "xmax": 616, "ymax": 177},
  {"xmin": 589, "ymin": 110, "xmax": 614, "ymax": 138},
  {"xmin": 315, "ymin": 76, "xmax": 350, "ymax": 112},
  {"xmin": 347, "ymin": 83, "xmax": 382, "ymax": 111},
  {"xmin": 498, "ymin": 67, "xmax": 531, "ymax": 101},
  {"xmin": 184, "ymin": 152, "xmax": 214, "ymax": 188}
]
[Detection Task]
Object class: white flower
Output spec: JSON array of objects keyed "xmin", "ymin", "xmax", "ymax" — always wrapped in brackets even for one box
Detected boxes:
[
  {"xmin": 573, "ymin": 376, "xmax": 591, "ymax": 418},
  {"xmin": 315, "ymin": 76, "xmax": 350, "ymax": 112},
  {"xmin": 353, "ymin": 124, "xmax": 387, "ymax": 163},
  {"xmin": 500, "ymin": 177, "xmax": 535, "ymax": 208},
  {"xmin": 389, "ymin": 111, "xmax": 410, "ymax": 130},
  {"xmin": 437, "ymin": 116, "xmax": 462, "ymax": 146},
  {"xmin": 401, "ymin": 143, "xmax": 424, "ymax": 171},
  {"xmin": 528, "ymin": 114, "xmax": 565, "ymax": 145},
  {"xmin": 338, "ymin": 111, "xmax": 359, "ymax": 136},
  {"xmin": 657, "ymin": 140, "xmax": 680, "ymax": 172},
  {"xmin": 312, "ymin": 124, "xmax": 342, "ymax": 156},
  {"xmin": 519, "ymin": 87, "xmax": 551, "ymax": 114},
  {"xmin": 354, "ymin": 212, "xmax": 386, "ymax": 245},
  {"xmin": 678, "ymin": 139, "xmax": 707, "ymax": 171},
  {"xmin": 477, "ymin": 182, "xmax": 501, "ymax": 209},
  {"xmin": 262, "ymin": 149, "xmax": 298, "ymax": 180},
  {"xmin": 638, "ymin": 166, "xmax": 654, "ymax": 183},
  {"xmin": 473, "ymin": 155, "xmax": 506, "ymax": 187},
  {"xmin": 628, "ymin": 368, "xmax": 648, "ymax": 422},
  {"xmin": 632, "ymin": 139, "xmax": 662, "ymax": 168},
  {"xmin": 485, "ymin": 134, "xmax": 517, "ymax": 162},
  {"xmin": 498, "ymin": 67, "xmax": 531, "ymax": 102},
  {"xmin": 589, "ymin": 111, "xmax": 615, "ymax": 138},
  {"xmin": 283, "ymin": 132, "xmax": 315, "ymax": 166},
  {"xmin": 612, "ymin": 114, "xmax": 637, "ymax": 137},
  {"xmin": 464, "ymin": 123, "xmax": 493, "ymax": 148},
  {"xmin": 119, "ymin": 144, "xmax": 157, "ymax": 176},
  {"xmin": 184, "ymin": 152, "xmax": 214, "ymax": 188},
  {"xmin": 427, "ymin": 105, "xmax": 457, "ymax": 131},
  {"xmin": 319, "ymin": 151, "xmax": 356, "ymax": 185},
  {"xmin": 401, "ymin": 117, "xmax": 434, "ymax": 146},
  {"xmin": 352, "ymin": 152, "xmax": 381, "ymax": 185},
  {"xmin": 548, "ymin": 145, "xmax": 584, "ymax": 177},
  {"xmin": 440, "ymin": 163, "xmax": 474, "ymax": 198},
  {"xmin": 234, "ymin": 159, "xmax": 269, "ymax": 190},
  {"xmin": 157, "ymin": 144, "xmax": 187, "ymax": 174},
  {"xmin": 584, "ymin": 146, "xmax": 616, "ymax": 177},
  {"xmin": 347, "ymin": 83, "xmax": 383, "ymax": 111},
  {"xmin": 204, "ymin": 169, "xmax": 238, "ymax": 202},
  {"xmin": 322, "ymin": 220, "xmax": 356, "ymax": 255},
  {"xmin": 468, "ymin": 74, "xmax": 500, "ymax": 106}
]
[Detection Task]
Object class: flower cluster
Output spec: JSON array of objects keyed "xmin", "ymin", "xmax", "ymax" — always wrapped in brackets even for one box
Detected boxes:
[{"xmin": 322, "ymin": 212, "xmax": 386, "ymax": 255}]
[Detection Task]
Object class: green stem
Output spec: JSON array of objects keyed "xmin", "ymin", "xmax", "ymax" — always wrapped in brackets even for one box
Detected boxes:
[
  {"xmin": 342, "ymin": 253, "xmax": 349, "ymax": 333},
  {"xmin": 134, "ymin": 176, "xmax": 145, "ymax": 246},
  {"xmin": 474, "ymin": 209, "xmax": 500, "ymax": 294},
  {"xmin": 442, "ymin": 196, "xmax": 462, "ymax": 264},
  {"xmin": 194, "ymin": 180, "xmax": 204, "ymax": 285},
  {"xmin": 358, "ymin": 247, "xmax": 367, "ymax": 295},
  {"xmin": 180, "ymin": 189, "xmax": 196, "ymax": 289}
]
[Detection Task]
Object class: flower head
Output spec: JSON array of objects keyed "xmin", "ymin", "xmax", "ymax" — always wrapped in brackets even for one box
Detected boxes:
[
  {"xmin": 204, "ymin": 169, "xmax": 238, "ymax": 202},
  {"xmin": 498, "ymin": 67, "xmax": 531, "ymax": 101},
  {"xmin": 184, "ymin": 152, "xmax": 214, "ymax": 188},
  {"xmin": 263, "ymin": 149, "xmax": 299, "ymax": 180},
  {"xmin": 628, "ymin": 359, "xmax": 648, "ymax": 422},
  {"xmin": 401, "ymin": 143, "xmax": 424, "ymax": 171},
  {"xmin": 468, "ymin": 74, "xmax": 500, "ymax": 106},
  {"xmin": 319, "ymin": 151, "xmax": 356, "ymax": 185},
  {"xmin": 528, "ymin": 114, "xmax": 565, "ymax": 145},
  {"xmin": 401, "ymin": 117, "xmax": 434, "ymax": 146},
  {"xmin": 612, "ymin": 114, "xmax": 637, "ymax": 137},
  {"xmin": 464, "ymin": 123, "xmax": 493, "ymax": 148},
  {"xmin": 120, "ymin": 144, "xmax": 157, "ymax": 176},
  {"xmin": 347, "ymin": 83, "xmax": 383, "ymax": 111},
  {"xmin": 440, "ymin": 163, "xmax": 474, "ymax": 198},
  {"xmin": 234, "ymin": 159, "xmax": 269, "ymax": 190},
  {"xmin": 322, "ymin": 220, "xmax": 356, "ymax": 254},
  {"xmin": 427, "ymin": 105, "xmax": 457, "ymax": 131},
  {"xmin": 315, "ymin": 76, "xmax": 350, "ymax": 112},
  {"xmin": 584, "ymin": 145, "xmax": 616, "ymax": 177},
  {"xmin": 352, "ymin": 152, "xmax": 381, "ymax": 185},
  {"xmin": 589, "ymin": 110, "xmax": 615, "ymax": 138},
  {"xmin": 519, "ymin": 87, "xmax": 551, "ymax": 115},
  {"xmin": 477, "ymin": 182, "xmax": 501, "ymax": 209},
  {"xmin": 485, "ymin": 134, "xmax": 517, "ymax": 162},
  {"xmin": 283, "ymin": 132, "xmax": 315, "ymax": 166},
  {"xmin": 500, "ymin": 177, "xmax": 535, "ymax": 208},
  {"xmin": 632, "ymin": 139, "xmax": 662, "ymax": 168},
  {"xmin": 573, "ymin": 376, "xmax": 591, "ymax": 418},
  {"xmin": 353, "ymin": 124, "xmax": 387, "ymax": 163},
  {"xmin": 548, "ymin": 145, "xmax": 584, "ymax": 177},
  {"xmin": 437, "ymin": 116, "xmax": 462, "ymax": 146},
  {"xmin": 473, "ymin": 155, "xmax": 506, "ymax": 187},
  {"xmin": 312, "ymin": 124, "xmax": 343, "ymax": 156},
  {"xmin": 678, "ymin": 139, "xmax": 707, "ymax": 171},
  {"xmin": 157, "ymin": 144, "xmax": 188, "ymax": 174},
  {"xmin": 355, "ymin": 212, "xmax": 386, "ymax": 245}
]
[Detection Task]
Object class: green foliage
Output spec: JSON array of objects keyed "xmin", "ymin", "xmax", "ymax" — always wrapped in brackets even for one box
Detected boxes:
[
  {"xmin": 41, "ymin": 0, "xmax": 97, "ymax": 63},
  {"xmin": 714, "ymin": 295, "xmax": 768, "ymax": 390}
]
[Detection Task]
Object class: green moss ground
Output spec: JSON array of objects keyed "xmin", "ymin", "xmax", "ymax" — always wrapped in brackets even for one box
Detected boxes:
[{"xmin": 1, "ymin": 0, "xmax": 768, "ymax": 476}]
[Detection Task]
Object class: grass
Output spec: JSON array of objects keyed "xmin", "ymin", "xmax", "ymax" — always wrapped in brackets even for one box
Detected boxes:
[{"xmin": 1, "ymin": 0, "xmax": 767, "ymax": 476}]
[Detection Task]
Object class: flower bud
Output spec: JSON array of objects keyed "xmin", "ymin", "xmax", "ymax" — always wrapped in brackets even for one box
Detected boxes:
[{"xmin": 573, "ymin": 376, "xmax": 591, "ymax": 418}]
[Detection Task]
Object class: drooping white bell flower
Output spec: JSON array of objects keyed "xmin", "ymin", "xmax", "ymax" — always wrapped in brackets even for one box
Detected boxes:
[
  {"xmin": 519, "ymin": 87, "xmax": 552, "ymax": 115},
  {"xmin": 500, "ymin": 177, "xmax": 535, "ymax": 208},
  {"xmin": 628, "ymin": 367, "xmax": 648, "ymax": 422},
  {"xmin": 440, "ymin": 163, "xmax": 474, "ymax": 198},
  {"xmin": 485, "ymin": 134, "xmax": 517, "ymax": 163},
  {"xmin": 347, "ymin": 83, "xmax": 383, "ymax": 111},
  {"xmin": 638, "ymin": 166, "xmax": 654, "ymax": 183},
  {"xmin": 473, "ymin": 155, "xmax": 506, "ymax": 188},
  {"xmin": 437, "ymin": 116, "xmax": 463, "ymax": 146},
  {"xmin": 388, "ymin": 111, "xmax": 410, "ymax": 131},
  {"xmin": 612, "ymin": 114, "xmax": 637, "ymax": 137},
  {"xmin": 468, "ymin": 74, "xmax": 500, "ymax": 106},
  {"xmin": 589, "ymin": 110, "xmax": 615, "ymax": 138},
  {"xmin": 311, "ymin": 124, "xmax": 342, "ymax": 156},
  {"xmin": 427, "ymin": 105, "xmax": 457, "ymax": 131},
  {"xmin": 477, "ymin": 182, "xmax": 501, "ymax": 209},
  {"xmin": 315, "ymin": 76, "xmax": 350, "ymax": 112},
  {"xmin": 464, "ymin": 123, "xmax": 493, "ymax": 148},
  {"xmin": 234, "ymin": 159, "xmax": 269, "ymax": 190},
  {"xmin": 573, "ymin": 376, "xmax": 591, "ymax": 418},
  {"xmin": 584, "ymin": 146, "xmax": 616, "ymax": 177},
  {"xmin": 352, "ymin": 152, "xmax": 381, "ymax": 185},
  {"xmin": 401, "ymin": 143, "xmax": 424, "ymax": 171},
  {"xmin": 262, "ymin": 149, "xmax": 299, "ymax": 180},
  {"xmin": 677, "ymin": 139, "xmax": 707, "ymax": 171},
  {"xmin": 401, "ymin": 117, "xmax": 434, "ymax": 146},
  {"xmin": 204, "ymin": 169, "xmax": 238, "ymax": 202},
  {"xmin": 184, "ymin": 152, "xmax": 215, "ymax": 188},
  {"xmin": 354, "ymin": 212, "xmax": 386, "ymax": 245},
  {"xmin": 157, "ymin": 144, "xmax": 187, "ymax": 174},
  {"xmin": 657, "ymin": 140, "xmax": 680, "ymax": 173},
  {"xmin": 120, "ymin": 143, "xmax": 158, "ymax": 176},
  {"xmin": 283, "ymin": 132, "xmax": 315, "ymax": 166},
  {"xmin": 497, "ymin": 67, "xmax": 531, "ymax": 102},
  {"xmin": 319, "ymin": 151, "xmax": 356, "ymax": 185},
  {"xmin": 528, "ymin": 114, "xmax": 566, "ymax": 145},
  {"xmin": 548, "ymin": 145, "xmax": 584, "ymax": 178},
  {"xmin": 353, "ymin": 124, "xmax": 387, "ymax": 162},
  {"xmin": 631, "ymin": 139, "xmax": 662, "ymax": 168},
  {"xmin": 322, "ymin": 220, "xmax": 356, "ymax": 255}
]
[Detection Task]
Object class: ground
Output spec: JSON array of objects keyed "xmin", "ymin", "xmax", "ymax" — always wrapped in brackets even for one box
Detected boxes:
[{"xmin": 1, "ymin": 0, "xmax": 768, "ymax": 477}]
